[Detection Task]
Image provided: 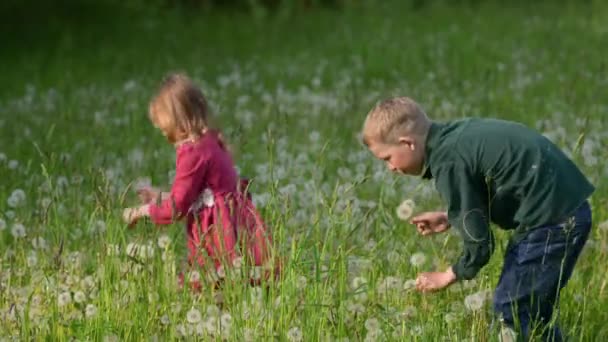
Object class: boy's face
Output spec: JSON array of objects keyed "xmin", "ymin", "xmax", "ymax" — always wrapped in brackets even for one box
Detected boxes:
[{"xmin": 367, "ymin": 137, "xmax": 425, "ymax": 175}]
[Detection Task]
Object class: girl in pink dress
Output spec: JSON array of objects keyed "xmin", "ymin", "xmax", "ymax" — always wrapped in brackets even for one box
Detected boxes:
[{"xmin": 123, "ymin": 73, "xmax": 279, "ymax": 291}]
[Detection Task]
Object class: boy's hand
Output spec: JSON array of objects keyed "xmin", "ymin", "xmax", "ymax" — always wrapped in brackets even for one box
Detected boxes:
[
  {"xmin": 410, "ymin": 211, "xmax": 450, "ymax": 236},
  {"xmin": 416, "ymin": 268, "xmax": 457, "ymax": 292}
]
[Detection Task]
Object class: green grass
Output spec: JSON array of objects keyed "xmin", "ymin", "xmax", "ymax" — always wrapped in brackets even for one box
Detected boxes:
[{"xmin": 0, "ymin": 1, "xmax": 607, "ymax": 340}]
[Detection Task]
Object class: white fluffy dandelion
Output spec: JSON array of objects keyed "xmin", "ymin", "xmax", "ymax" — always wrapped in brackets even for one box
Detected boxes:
[
  {"xmin": 296, "ymin": 275, "xmax": 308, "ymax": 290},
  {"xmin": 7, "ymin": 189, "xmax": 26, "ymax": 208},
  {"xmin": 403, "ymin": 279, "xmax": 417, "ymax": 291},
  {"xmin": 58, "ymin": 291, "xmax": 72, "ymax": 307},
  {"xmin": 186, "ymin": 307, "xmax": 202, "ymax": 324},
  {"xmin": 24, "ymin": 250, "xmax": 38, "ymax": 266},
  {"xmin": 0, "ymin": 218, "xmax": 6, "ymax": 231},
  {"xmin": 160, "ymin": 314, "xmax": 170, "ymax": 325},
  {"xmin": 364, "ymin": 317, "xmax": 380, "ymax": 333},
  {"xmin": 396, "ymin": 199, "xmax": 415, "ymax": 221},
  {"xmin": 287, "ymin": 327, "xmax": 303, "ymax": 342},
  {"xmin": 188, "ymin": 270, "xmax": 201, "ymax": 283},
  {"xmin": 157, "ymin": 235, "xmax": 171, "ymax": 249},
  {"xmin": 11, "ymin": 223, "xmax": 26, "ymax": 238},
  {"xmin": 74, "ymin": 291, "xmax": 86, "ymax": 304},
  {"xmin": 220, "ymin": 312, "xmax": 233, "ymax": 328},
  {"xmin": 85, "ymin": 304, "xmax": 98, "ymax": 318},
  {"xmin": 464, "ymin": 292, "xmax": 486, "ymax": 311},
  {"xmin": 409, "ymin": 252, "xmax": 427, "ymax": 267},
  {"xmin": 31, "ymin": 236, "xmax": 48, "ymax": 250},
  {"xmin": 126, "ymin": 243, "xmax": 139, "ymax": 257}
]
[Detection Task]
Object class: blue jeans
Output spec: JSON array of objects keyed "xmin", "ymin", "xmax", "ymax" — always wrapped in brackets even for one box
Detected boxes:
[{"xmin": 493, "ymin": 201, "xmax": 592, "ymax": 341}]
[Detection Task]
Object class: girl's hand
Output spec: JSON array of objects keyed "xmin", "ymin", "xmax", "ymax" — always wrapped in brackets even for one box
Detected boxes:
[
  {"xmin": 123, "ymin": 205, "xmax": 149, "ymax": 228},
  {"xmin": 136, "ymin": 186, "xmax": 161, "ymax": 205}
]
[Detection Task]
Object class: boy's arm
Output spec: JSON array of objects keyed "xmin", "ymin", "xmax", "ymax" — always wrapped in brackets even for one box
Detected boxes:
[{"xmin": 435, "ymin": 162, "xmax": 494, "ymax": 281}]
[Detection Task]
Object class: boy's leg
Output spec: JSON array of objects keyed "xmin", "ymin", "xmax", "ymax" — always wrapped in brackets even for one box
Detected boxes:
[{"xmin": 493, "ymin": 201, "xmax": 592, "ymax": 341}]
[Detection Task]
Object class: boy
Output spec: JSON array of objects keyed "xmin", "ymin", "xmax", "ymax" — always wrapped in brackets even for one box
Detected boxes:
[{"xmin": 362, "ymin": 97, "xmax": 594, "ymax": 341}]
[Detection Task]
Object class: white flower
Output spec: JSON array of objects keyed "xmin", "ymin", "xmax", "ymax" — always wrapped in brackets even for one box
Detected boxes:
[
  {"xmin": 58, "ymin": 291, "xmax": 72, "ymax": 307},
  {"xmin": 0, "ymin": 218, "xmax": 6, "ymax": 230},
  {"xmin": 232, "ymin": 256, "xmax": 243, "ymax": 269},
  {"xmin": 103, "ymin": 334, "xmax": 120, "ymax": 342},
  {"xmin": 243, "ymin": 328, "xmax": 255, "ymax": 342},
  {"xmin": 204, "ymin": 316, "xmax": 218, "ymax": 334},
  {"xmin": 444, "ymin": 312, "xmax": 458, "ymax": 323},
  {"xmin": 287, "ymin": 327, "xmax": 303, "ymax": 342},
  {"xmin": 57, "ymin": 176, "xmax": 69, "ymax": 188},
  {"xmin": 365, "ymin": 317, "xmax": 380, "ymax": 332},
  {"xmin": 175, "ymin": 324, "xmax": 188, "ymax": 338},
  {"xmin": 160, "ymin": 314, "xmax": 170, "ymax": 325},
  {"xmin": 186, "ymin": 307, "xmax": 202, "ymax": 324},
  {"xmin": 250, "ymin": 266, "xmax": 263, "ymax": 281},
  {"xmin": 216, "ymin": 266, "xmax": 226, "ymax": 279},
  {"xmin": 350, "ymin": 276, "xmax": 367, "ymax": 290},
  {"xmin": 74, "ymin": 291, "xmax": 86, "ymax": 304},
  {"xmin": 377, "ymin": 276, "xmax": 402, "ymax": 294},
  {"xmin": 126, "ymin": 243, "xmax": 139, "ymax": 257},
  {"xmin": 5, "ymin": 210, "xmax": 15, "ymax": 219},
  {"xmin": 409, "ymin": 252, "xmax": 427, "ymax": 267},
  {"xmin": 296, "ymin": 275, "xmax": 308, "ymax": 290},
  {"xmin": 220, "ymin": 312, "xmax": 233, "ymax": 328},
  {"xmin": 138, "ymin": 244, "xmax": 155, "ymax": 260},
  {"xmin": 25, "ymin": 251, "xmax": 38, "ymax": 267},
  {"xmin": 396, "ymin": 199, "xmax": 415, "ymax": 220},
  {"xmin": 85, "ymin": 304, "xmax": 97, "ymax": 318},
  {"xmin": 31, "ymin": 236, "xmax": 48, "ymax": 250},
  {"xmin": 82, "ymin": 276, "xmax": 96, "ymax": 290},
  {"xmin": 157, "ymin": 235, "xmax": 171, "ymax": 249},
  {"xmin": 464, "ymin": 292, "xmax": 486, "ymax": 311},
  {"xmin": 403, "ymin": 279, "xmax": 417, "ymax": 291},
  {"xmin": 387, "ymin": 250, "xmax": 401, "ymax": 264},
  {"xmin": 11, "ymin": 223, "xmax": 26, "ymax": 238},
  {"xmin": 400, "ymin": 305, "xmax": 417, "ymax": 319},
  {"xmin": 91, "ymin": 220, "xmax": 106, "ymax": 234},
  {"xmin": 188, "ymin": 270, "xmax": 201, "ymax": 283}
]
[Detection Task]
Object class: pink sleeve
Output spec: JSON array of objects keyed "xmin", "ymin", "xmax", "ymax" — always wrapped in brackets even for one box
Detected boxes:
[{"xmin": 148, "ymin": 145, "xmax": 208, "ymax": 225}]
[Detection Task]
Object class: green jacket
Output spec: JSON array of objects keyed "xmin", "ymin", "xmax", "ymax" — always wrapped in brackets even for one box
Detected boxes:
[{"xmin": 422, "ymin": 118, "xmax": 594, "ymax": 280}]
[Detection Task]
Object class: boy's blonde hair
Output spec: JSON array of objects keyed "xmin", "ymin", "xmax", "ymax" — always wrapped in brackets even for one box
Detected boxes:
[
  {"xmin": 362, "ymin": 97, "xmax": 431, "ymax": 145},
  {"xmin": 149, "ymin": 73, "xmax": 211, "ymax": 144}
]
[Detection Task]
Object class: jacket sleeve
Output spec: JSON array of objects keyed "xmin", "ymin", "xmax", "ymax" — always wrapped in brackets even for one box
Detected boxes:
[{"xmin": 435, "ymin": 162, "xmax": 494, "ymax": 280}]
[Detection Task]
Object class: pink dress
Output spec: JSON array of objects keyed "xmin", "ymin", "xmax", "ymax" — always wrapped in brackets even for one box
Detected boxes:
[{"xmin": 147, "ymin": 132, "xmax": 276, "ymax": 289}]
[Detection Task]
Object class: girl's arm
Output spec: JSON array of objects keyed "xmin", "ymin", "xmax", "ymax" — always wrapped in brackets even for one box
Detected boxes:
[{"xmin": 147, "ymin": 145, "xmax": 209, "ymax": 225}]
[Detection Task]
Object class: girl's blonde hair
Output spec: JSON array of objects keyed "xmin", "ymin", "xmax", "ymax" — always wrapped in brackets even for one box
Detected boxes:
[{"xmin": 149, "ymin": 73, "xmax": 214, "ymax": 144}]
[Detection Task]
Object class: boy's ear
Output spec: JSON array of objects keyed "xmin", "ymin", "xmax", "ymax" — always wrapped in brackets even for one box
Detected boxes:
[{"xmin": 398, "ymin": 136, "xmax": 416, "ymax": 150}]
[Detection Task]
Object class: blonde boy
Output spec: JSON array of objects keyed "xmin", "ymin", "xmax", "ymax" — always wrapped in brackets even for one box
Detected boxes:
[{"xmin": 362, "ymin": 97, "xmax": 594, "ymax": 341}]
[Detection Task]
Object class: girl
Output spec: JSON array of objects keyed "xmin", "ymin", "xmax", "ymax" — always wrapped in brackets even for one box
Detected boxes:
[{"xmin": 123, "ymin": 73, "xmax": 278, "ymax": 290}]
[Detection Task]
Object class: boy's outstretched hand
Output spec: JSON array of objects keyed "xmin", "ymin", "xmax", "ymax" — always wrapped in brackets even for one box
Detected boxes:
[
  {"xmin": 416, "ymin": 268, "xmax": 457, "ymax": 292},
  {"xmin": 410, "ymin": 211, "xmax": 450, "ymax": 236}
]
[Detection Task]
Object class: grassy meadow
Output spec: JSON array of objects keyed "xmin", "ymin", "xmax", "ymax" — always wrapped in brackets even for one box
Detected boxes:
[{"xmin": 0, "ymin": 1, "xmax": 607, "ymax": 340}]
